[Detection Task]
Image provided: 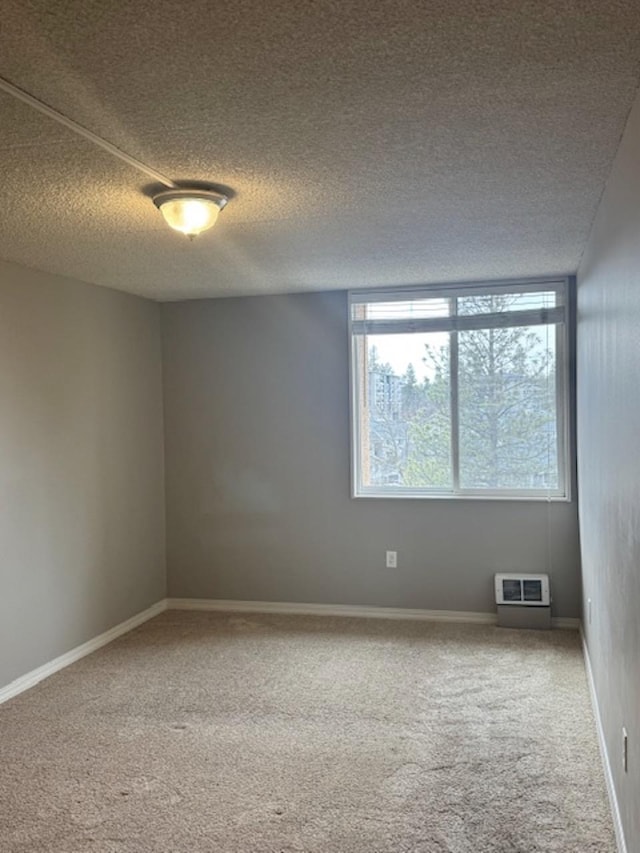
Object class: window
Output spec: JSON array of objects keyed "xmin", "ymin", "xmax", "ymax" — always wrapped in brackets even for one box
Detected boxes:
[{"xmin": 350, "ymin": 279, "xmax": 570, "ymax": 499}]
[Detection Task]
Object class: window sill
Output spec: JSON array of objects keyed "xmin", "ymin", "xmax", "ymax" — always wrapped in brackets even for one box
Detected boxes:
[{"xmin": 352, "ymin": 490, "xmax": 571, "ymax": 502}]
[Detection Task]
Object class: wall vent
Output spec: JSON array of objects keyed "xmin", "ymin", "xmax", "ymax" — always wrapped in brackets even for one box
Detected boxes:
[
  {"xmin": 495, "ymin": 573, "xmax": 550, "ymax": 606},
  {"xmin": 495, "ymin": 573, "xmax": 551, "ymax": 629}
]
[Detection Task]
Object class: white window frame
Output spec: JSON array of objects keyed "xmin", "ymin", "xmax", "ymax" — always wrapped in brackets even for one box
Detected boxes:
[{"xmin": 349, "ymin": 278, "xmax": 572, "ymax": 501}]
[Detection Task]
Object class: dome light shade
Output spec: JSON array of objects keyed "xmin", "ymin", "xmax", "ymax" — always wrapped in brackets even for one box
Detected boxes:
[{"xmin": 153, "ymin": 189, "xmax": 228, "ymax": 238}]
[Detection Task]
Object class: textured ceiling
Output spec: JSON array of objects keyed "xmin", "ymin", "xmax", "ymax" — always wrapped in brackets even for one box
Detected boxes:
[{"xmin": 0, "ymin": 1, "xmax": 639, "ymax": 300}]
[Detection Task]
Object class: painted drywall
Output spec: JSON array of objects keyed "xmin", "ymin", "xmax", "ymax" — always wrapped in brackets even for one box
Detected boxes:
[
  {"xmin": 162, "ymin": 292, "xmax": 581, "ymax": 616},
  {"xmin": 577, "ymin": 88, "xmax": 640, "ymax": 850},
  {"xmin": 0, "ymin": 261, "xmax": 166, "ymax": 690}
]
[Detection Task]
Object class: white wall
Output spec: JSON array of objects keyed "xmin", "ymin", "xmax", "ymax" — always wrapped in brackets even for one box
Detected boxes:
[
  {"xmin": 162, "ymin": 292, "xmax": 581, "ymax": 616},
  {"xmin": 577, "ymin": 89, "xmax": 640, "ymax": 850},
  {"xmin": 0, "ymin": 261, "xmax": 166, "ymax": 690}
]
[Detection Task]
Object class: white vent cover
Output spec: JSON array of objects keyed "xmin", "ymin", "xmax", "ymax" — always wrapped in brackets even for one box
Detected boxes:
[{"xmin": 495, "ymin": 573, "xmax": 550, "ymax": 607}]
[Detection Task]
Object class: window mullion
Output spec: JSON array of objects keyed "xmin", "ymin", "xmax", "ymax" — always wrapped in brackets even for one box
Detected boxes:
[{"xmin": 450, "ymin": 297, "xmax": 460, "ymax": 492}]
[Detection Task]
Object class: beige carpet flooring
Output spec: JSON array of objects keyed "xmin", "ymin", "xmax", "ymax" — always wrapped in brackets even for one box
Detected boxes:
[{"xmin": 0, "ymin": 611, "xmax": 615, "ymax": 853}]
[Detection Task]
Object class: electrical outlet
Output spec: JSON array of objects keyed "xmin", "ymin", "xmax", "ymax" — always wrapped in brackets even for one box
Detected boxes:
[
  {"xmin": 622, "ymin": 728, "xmax": 628, "ymax": 773},
  {"xmin": 588, "ymin": 598, "xmax": 592, "ymax": 625},
  {"xmin": 386, "ymin": 550, "xmax": 397, "ymax": 569}
]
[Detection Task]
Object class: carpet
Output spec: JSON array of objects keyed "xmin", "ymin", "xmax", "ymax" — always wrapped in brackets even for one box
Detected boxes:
[{"xmin": 0, "ymin": 611, "xmax": 615, "ymax": 852}]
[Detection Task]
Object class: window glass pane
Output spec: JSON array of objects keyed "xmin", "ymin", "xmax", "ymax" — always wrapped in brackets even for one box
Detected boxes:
[
  {"xmin": 353, "ymin": 298, "xmax": 450, "ymax": 322},
  {"xmin": 457, "ymin": 290, "xmax": 557, "ymax": 315},
  {"xmin": 356, "ymin": 332, "xmax": 451, "ymax": 489},
  {"xmin": 458, "ymin": 324, "xmax": 558, "ymax": 490}
]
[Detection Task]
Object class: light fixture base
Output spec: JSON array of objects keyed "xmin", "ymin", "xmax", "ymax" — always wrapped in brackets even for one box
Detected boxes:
[{"xmin": 152, "ymin": 188, "xmax": 229, "ymax": 210}]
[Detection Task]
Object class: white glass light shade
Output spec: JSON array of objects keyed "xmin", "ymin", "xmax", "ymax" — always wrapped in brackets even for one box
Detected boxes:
[{"xmin": 153, "ymin": 189, "xmax": 228, "ymax": 238}]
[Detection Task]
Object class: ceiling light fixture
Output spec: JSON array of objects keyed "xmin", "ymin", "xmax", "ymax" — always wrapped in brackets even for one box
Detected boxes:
[{"xmin": 153, "ymin": 188, "xmax": 229, "ymax": 239}]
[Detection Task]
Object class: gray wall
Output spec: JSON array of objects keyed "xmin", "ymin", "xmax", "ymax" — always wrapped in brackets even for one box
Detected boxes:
[
  {"xmin": 0, "ymin": 261, "xmax": 166, "ymax": 690},
  {"xmin": 577, "ymin": 89, "xmax": 640, "ymax": 849},
  {"xmin": 162, "ymin": 292, "xmax": 581, "ymax": 616}
]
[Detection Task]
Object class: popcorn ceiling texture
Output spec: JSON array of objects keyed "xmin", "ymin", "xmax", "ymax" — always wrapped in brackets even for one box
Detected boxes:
[
  {"xmin": 0, "ymin": 1, "xmax": 639, "ymax": 299},
  {"xmin": 0, "ymin": 611, "xmax": 615, "ymax": 852}
]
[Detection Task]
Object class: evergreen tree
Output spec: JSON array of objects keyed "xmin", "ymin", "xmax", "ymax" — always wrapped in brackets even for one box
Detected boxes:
[
  {"xmin": 401, "ymin": 362, "xmax": 427, "ymax": 419},
  {"xmin": 402, "ymin": 294, "xmax": 557, "ymax": 489}
]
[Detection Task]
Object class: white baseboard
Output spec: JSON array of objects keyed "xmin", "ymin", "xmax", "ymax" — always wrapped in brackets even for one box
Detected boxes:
[
  {"xmin": 581, "ymin": 626, "xmax": 628, "ymax": 853},
  {"xmin": 167, "ymin": 597, "xmax": 579, "ymax": 630},
  {"xmin": 168, "ymin": 597, "xmax": 496, "ymax": 623},
  {"xmin": 0, "ymin": 596, "xmax": 579, "ymax": 707},
  {"xmin": 552, "ymin": 616, "xmax": 581, "ymax": 630},
  {"xmin": 0, "ymin": 599, "xmax": 167, "ymax": 706}
]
